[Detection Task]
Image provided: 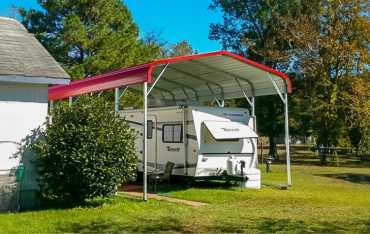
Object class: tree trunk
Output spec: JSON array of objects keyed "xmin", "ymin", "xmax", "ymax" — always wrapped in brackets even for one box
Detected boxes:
[
  {"xmin": 320, "ymin": 153, "xmax": 327, "ymax": 165},
  {"xmin": 319, "ymin": 144, "xmax": 327, "ymax": 165},
  {"xmin": 268, "ymin": 135, "xmax": 278, "ymax": 160}
]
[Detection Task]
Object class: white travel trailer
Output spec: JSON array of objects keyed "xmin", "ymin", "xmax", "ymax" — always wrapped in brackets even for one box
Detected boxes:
[{"xmin": 120, "ymin": 105, "xmax": 261, "ymax": 188}]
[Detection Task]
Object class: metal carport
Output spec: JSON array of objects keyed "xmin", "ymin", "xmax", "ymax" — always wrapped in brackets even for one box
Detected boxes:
[{"xmin": 49, "ymin": 51, "xmax": 292, "ymax": 200}]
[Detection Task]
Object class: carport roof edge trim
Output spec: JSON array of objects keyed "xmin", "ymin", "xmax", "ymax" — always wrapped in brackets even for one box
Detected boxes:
[{"xmin": 48, "ymin": 50, "xmax": 292, "ymax": 100}]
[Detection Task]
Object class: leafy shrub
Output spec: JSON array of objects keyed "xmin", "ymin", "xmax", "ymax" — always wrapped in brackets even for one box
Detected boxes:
[{"xmin": 32, "ymin": 96, "xmax": 137, "ymax": 204}]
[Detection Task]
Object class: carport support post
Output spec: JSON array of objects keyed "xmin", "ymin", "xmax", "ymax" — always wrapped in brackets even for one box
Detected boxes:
[
  {"xmin": 251, "ymin": 97, "xmax": 256, "ymax": 131},
  {"xmin": 251, "ymin": 97, "xmax": 255, "ymax": 116},
  {"xmin": 269, "ymin": 75, "xmax": 292, "ymax": 186},
  {"xmin": 114, "ymin": 87, "xmax": 120, "ymax": 113},
  {"xmin": 49, "ymin": 100, "xmax": 54, "ymax": 113},
  {"xmin": 143, "ymin": 82, "xmax": 148, "ymax": 201},
  {"xmin": 49, "ymin": 100, "xmax": 54, "ymax": 124},
  {"xmin": 284, "ymin": 93, "xmax": 292, "ymax": 186},
  {"xmin": 69, "ymin": 97, "xmax": 73, "ymax": 107}
]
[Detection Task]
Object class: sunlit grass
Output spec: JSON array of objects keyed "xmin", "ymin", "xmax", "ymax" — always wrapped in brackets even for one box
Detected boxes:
[{"xmin": 0, "ymin": 164, "xmax": 369, "ymax": 233}]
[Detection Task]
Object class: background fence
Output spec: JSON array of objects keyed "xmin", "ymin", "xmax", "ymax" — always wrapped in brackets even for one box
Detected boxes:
[{"xmin": 257, "ymin": 143, "xmax": 369, "ymax": 166}]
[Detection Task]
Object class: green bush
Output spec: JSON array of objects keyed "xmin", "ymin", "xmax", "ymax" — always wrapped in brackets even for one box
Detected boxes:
[{"xmin": 33, "ymin": 96, "xmax": 137, "ymax": 204}]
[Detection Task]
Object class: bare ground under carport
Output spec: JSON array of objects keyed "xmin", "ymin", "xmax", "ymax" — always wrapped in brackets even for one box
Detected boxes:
[{"xmin": 119, "ymin": 184, "xmax": 207, "ymax": 207}]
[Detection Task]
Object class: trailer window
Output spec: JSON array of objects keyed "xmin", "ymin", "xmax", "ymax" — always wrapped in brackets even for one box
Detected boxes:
[
  {"xmin": 201, "ymin": 125, "xmax": 242, "ymax": 154},
  {"xmin": 147, "ymin": 120, "xmax": 153, "ymax": 139},
  {"xmin": 162, "ymin": 124, "xmax": 183, "ymax": 143},
  {"xmin": 202, "ymin": 125, "xmax": 239, "ymax": 144}
]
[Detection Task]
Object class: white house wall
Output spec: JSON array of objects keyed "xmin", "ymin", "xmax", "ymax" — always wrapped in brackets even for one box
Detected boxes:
[{"xmin": 0, "ymin": 82, "xmax": 48, "ymax": 173}]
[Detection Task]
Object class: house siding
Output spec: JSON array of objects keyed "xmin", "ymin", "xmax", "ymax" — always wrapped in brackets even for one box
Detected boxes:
[{"xmin": 0, "ymin": 82, "xmax": 48, "ymax": 210}]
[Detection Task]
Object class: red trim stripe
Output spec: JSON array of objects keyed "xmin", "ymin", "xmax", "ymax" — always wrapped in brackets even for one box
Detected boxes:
[{"xmin": 48, "ymin": 64, "xmax": 149, "ymax": 100}]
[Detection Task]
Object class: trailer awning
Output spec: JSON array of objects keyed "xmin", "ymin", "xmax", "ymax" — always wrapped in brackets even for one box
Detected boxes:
[
  {"xmin": 48, "ymin": 51, "xmax": 291, "ymax": 102},
  {"xmin": 203, "ymin": 120, "xmax": 258, "ymax": 139}
]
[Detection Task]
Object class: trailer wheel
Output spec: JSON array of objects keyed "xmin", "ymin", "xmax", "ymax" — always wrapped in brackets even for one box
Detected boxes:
[
  {"xmin": 185, "ymin": 177, "xmax": 194, "ymax": 187},
  {"xmin": 225, "ymin": 178, "xmax": 231, "ymax": 186}
]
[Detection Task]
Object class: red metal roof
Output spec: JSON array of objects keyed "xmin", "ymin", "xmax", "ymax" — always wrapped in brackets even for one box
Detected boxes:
[{"xmin": 48, "ymin": 51, "xmax": 292, "ymax": 101}]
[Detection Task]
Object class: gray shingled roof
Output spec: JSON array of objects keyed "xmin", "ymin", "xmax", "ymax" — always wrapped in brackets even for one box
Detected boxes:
[{"xmin": 0, "ymin": 17, "xmax": 70, "ymax": 84}]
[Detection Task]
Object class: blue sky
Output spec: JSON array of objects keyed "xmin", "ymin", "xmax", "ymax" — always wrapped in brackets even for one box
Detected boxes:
[{"xmin": 0, "ymin": 0, "xmax": 223, "ymax": 52}]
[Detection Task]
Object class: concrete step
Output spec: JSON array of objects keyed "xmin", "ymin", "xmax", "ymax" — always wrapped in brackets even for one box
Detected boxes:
[{"xmin": 0, "ymin": 174, "xmax": 18, "ymax": 211}]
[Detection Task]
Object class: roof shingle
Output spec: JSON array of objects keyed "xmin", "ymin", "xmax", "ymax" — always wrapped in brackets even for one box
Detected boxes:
[{"xmin": 0, "ymin": 17, "xmax": 70, "ymax": 83}]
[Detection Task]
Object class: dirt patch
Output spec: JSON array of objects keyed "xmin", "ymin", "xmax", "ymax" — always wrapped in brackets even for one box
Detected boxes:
[{"xmin": 119, "ymin": 184, "xmax": 207, "ymax": 207}]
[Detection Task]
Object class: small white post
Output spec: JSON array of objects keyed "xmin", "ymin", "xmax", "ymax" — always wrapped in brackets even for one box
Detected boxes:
[
  {"xmin": 251, "ymin": 97, "xmax": 255, "ymax": 116},
  {"xmin": 49, "ymin": 100, "xmax": 54, "ymax": 124},
  {"xmin": 69, "ymin": 97, "xmax": 73, "ymax": 107},
  {"xmin": 284, "ymin": 93, "xmax": 292, "ymax": 186},
  {"xmin": 251, "ymin": 96, "xmax": 257, "ymax": 131},
  {"xmin": 114, "ymin": 87, "xmax": 120, "ymax": 114},
  {"xmin": 143, "ymin": 82, "xmax": 148, "ymax": 201},
  {"xmin": 49, "ymin": 100, "xmax": 54, "ymax": 113},
  {"xmin": 250, "ymin": 96, "xmax": 258, "ymax": 167}
]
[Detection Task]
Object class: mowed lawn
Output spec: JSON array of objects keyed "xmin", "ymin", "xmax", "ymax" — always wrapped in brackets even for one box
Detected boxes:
[{"xmin": 1, "ymin": 164, "xmax": 370, "ymax": 233}]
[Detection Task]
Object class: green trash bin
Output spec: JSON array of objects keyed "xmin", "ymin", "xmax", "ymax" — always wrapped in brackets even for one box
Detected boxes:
[
  {"xmin": 15, "ymin": 164, "xmax": 25, "ymax": 210},
  {"xmin": 15, "ymin": 164, "xmax": 25, "ymax": 182}
]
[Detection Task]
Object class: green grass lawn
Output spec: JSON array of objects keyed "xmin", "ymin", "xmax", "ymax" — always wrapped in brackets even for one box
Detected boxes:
[{"xmin": 1, "ymin": 164, "xmax": 370, "ymax": 233}]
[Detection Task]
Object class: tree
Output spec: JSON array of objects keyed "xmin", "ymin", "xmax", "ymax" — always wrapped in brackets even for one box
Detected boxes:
[
  {"xmin": 209, "ymin": 0, "xmax": 315, "ymax": 158},
  {"xmin": 289, "ymin": 74, "xmax": 314, "ymax": 144},
  {"xmin": 337, "ymin": 75, "xmax": 370, "ymax": 158},
  {"xmin": 281, "ymin": 0, "xmax": 369, "ymax": 163},
  {"xmin": 210, "ymin": 0, "xmax": 369, "ymax": 162},
  {"xmin": 19, "ymin": 0, "xmax": 163, "ymax": 112},
  {"xmin": 168, "ymin": 40, "xmax": 195, "ymax": 57},
  {"xmin": 32, "ymin": 96, "xmax": 137, "ymax": 204},
  {"xmin": 142, "ymin": 31, "xmax": 169, "ymax": 58},
  {"xmin": 19, "ymin": 0, "xmax": 161, "ymax": 80}
]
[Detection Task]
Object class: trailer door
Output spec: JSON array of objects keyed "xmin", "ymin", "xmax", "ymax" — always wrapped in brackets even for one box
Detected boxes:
[
  {"xmin": 158, "ymin": 122, "xmax": 185, "ymax": 175},
  {"xmin": 146, "ymin": 116, "xmax": 158, "ymax": 170}
]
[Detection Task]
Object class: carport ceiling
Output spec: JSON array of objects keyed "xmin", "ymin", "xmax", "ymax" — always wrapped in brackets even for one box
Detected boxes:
[{"xmin": 48, "ymin": 51, "xmax": 291, "ymax": 103}]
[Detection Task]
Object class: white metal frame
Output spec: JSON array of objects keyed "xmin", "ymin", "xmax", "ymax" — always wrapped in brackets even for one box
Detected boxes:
[
  {"xmin": 54, "ymin": 63, "xmax": 292, "ymax": 202},
  {"xmin": 142, "ymin": 64, "xmax": 169, "ymax": 200},
  {"xmin": 268, "ymin": 74, "xmax": 291, "ymax": 186},
  {"xmin": 114, "ymin": 86, "xmax": 128, "ymax": 114}
]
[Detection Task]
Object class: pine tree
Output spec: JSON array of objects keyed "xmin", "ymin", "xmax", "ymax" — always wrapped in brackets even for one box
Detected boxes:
[{"xmin": 19, "ymin": 0, "xmax": 160, "ymax": 80}]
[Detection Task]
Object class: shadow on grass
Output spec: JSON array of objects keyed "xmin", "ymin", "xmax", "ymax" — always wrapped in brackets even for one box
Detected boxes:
[
  {"xmin": 57, "ymin": 216, "xmax": 356, "ymax": 233},
  {"xmin": 151, "ymin": 179, "xmax": 236, "ymax": 195},
  {"xmin": 254, "ymin": 218, "xmax": 349, "ymax": 233},
  {"xmin": 207, "ymin": 218, "xmax": 351, "ymax": 233},
  {"xmin": 319, "ymin": 173, "xmax": 370, "ymax": 185},
  {"xmin": 255, "ymin": 218, "xmax": 306, "ymax": 233},
  {"xmin": 365, "ymin": 221, "xmax": 370, "ymax": 234},
  {"xmin": 18, "ymin": 195, "xmax": 123, "ymax": 213},
  {"xmin": 58, "ymin": 216, "xmax": 187, "ymax": 233},
  {"xmin": 261, "ymin": 182, "xmax": 290, "ymax": 190}
]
